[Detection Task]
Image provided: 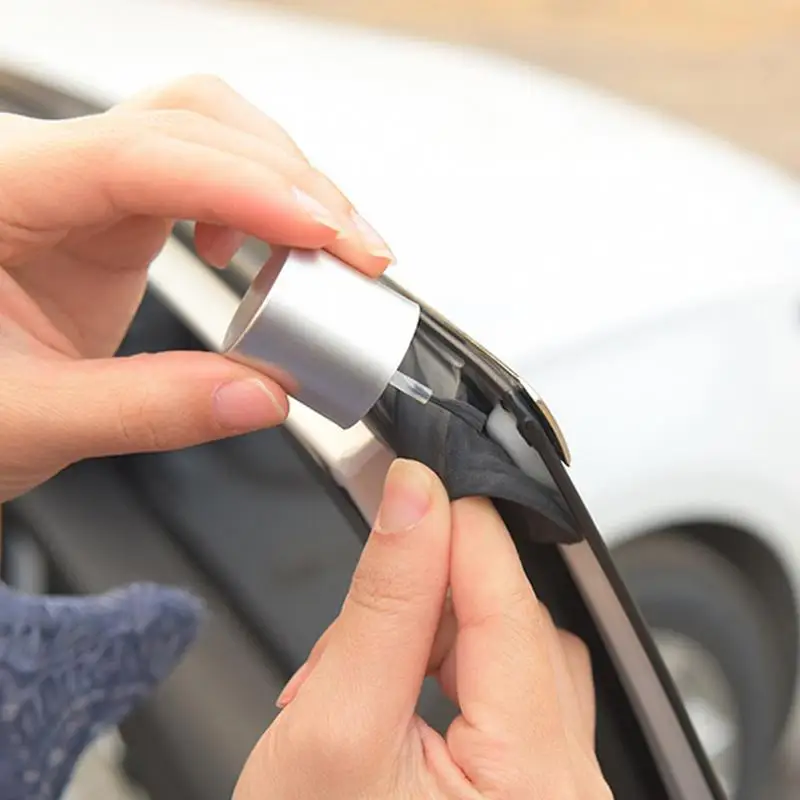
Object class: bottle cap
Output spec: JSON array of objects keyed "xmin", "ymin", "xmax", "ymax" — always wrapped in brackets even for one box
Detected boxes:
[{"xmin": 223, "ymin": 247, "xmax": 421, "ymax": 429}]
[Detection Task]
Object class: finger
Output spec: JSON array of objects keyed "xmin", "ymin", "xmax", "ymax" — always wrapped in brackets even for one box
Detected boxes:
[
  {"xmin": 415, "ymin": 721, "xmax": 484, "ymax": 800},
  {"xmin": 296, "ymin": 460, "xmax": 451, "ymax": 741},
  {"xmin": 194, "ymin": 203, "xmax": 393, "ymax": 276},
  {"xmin": 428, "ymin": 592, "xmax": 457, "ymax": 676},
  {"xmin": 307, "ymin": 180, "xmax": 395, "ymax": 276},
  {"xmin": 539, "ymin": 607, "xmax": 593, "ymax": 747},
  {"xmin": 276, "ymin": 620, "xmax": 336, "ymax": 709},
  {"xmin": 448, "ymin": 497, "xmax": 565, "ymax": 738},
  {"xmin": 120, "ymin": 76, "xmax": 393, "ymax": 274},
  {"xmin": 6, "ymin": 215, "xmax": 173, "ymax": 358},
  {"xmin": 2, "ymin": 351, "xmax": 289, "ymax": 466},
  {"xmin": 194, "ymin": 224, "xmax": 247, "ymax": 268},
  {"xmin": 559, "ymin": 629, "xmax": 597, "ymax": 742},
  {"xmin": 430, "ymin": 597, "xmax": 587, "ymax": 729},
  {"xmin": 279, "ymin": 592, "xmax": 457, "ymax": 710},
  {"xmin": 129, "ymin": 109, "xmax": 348, "ymax": 227},
  {"xmin": 156, "ymin": 112, "xmax": 393, "ymax": 275},
  {"xmin": 100, "ymin": 116, "xmax": 342, "ymax": 246},
  {"xmin": 117, "ymin": 74, "xmax": 309, "ymax": 159},
  {"xmin": 428, "ymin": 593, "xmax": 459, "ymax": 704},
  {"xmin": 0, "ymin": 116, "xmax": 340, "ymax": 264},
  {"xmin": 278, "ymin": 593, "xmax": 457, "ymax": 711}
]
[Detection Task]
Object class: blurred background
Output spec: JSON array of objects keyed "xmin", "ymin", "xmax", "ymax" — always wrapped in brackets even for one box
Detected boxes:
[
  {"xmin": 2, "ymin": 1, "xmax": 800, "ymax": 799},
  {"xmin": 252, "ymin": 0, "xmax": 800, "ymax": 175}
]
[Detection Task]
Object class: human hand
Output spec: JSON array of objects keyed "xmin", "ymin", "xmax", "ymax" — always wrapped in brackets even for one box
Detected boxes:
[
  {"xmin": 0, "ymin": 75, "xmax": 394, "ymax": 501},
  {"xmin": 234, "ymin": 459, "xmax": 612, "ymax": 800}
]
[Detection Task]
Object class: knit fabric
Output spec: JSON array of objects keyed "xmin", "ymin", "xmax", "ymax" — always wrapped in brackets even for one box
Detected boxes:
[{"xmin": 0, "ymin": 582, "xmax": 203, "ymax": 799}]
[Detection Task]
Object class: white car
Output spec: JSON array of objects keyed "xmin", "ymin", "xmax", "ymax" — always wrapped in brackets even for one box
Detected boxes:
[{"xmin": 2, "ymin": 1, "xmax": 800, "ymax": 798}]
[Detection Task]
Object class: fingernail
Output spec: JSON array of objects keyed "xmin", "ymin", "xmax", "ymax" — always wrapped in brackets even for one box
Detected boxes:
[
  {"xmin": 213, "ymin": 378, "xmax": 287, "ymax": 430},
  {"xmin": 350, "ymin": 209, "xmax": 395, "ymax": 262},
  {"xmin": 375, "ymin": 459, "xmax": 432, "ymax": 534},
  {"xmin": 206, "ymin": 229, "xmax": 246, "ymax": 268},
  {"xmin": 276, "ymin": 660, "xmax": 311, "ymax": 709},
  {"xmin": 292, "ymin": 188, "xmax": 342, "ymax": 232}
]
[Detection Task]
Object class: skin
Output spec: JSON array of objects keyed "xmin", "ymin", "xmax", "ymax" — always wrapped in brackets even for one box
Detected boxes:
[
  {"xmin": 236, "ymin": 460, "xmax": 613, "ymax": 800},
  {"xmin": 0, "ymin": 77, "xmax": 611, "ymax": 798},
  {"xmin": 0, "ymin": 74, "xmax": 392, "ymax": 502}
]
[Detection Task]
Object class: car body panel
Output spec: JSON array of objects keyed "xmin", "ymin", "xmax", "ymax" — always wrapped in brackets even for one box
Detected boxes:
[{"xmin": 529, "ymin": 282, "xmax": 800, "ymax": 753}]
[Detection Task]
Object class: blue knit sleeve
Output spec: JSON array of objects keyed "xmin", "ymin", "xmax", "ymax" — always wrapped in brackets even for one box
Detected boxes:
[{"xmin": 0, "ymin": 582, "xmax": 203, "ymax": 800}]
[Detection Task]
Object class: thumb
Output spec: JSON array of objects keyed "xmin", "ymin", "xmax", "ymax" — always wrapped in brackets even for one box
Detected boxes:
[
  {"xmin": 6, "ymin": 351, "xmax": 288, "ymax": 463},
  {"xmin": 298, "ymin": 459, "xmax": 451, "ymax": 740}
]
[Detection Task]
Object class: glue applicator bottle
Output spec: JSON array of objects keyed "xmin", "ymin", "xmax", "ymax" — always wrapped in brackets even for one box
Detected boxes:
[{"xmin": 222, "ymin": 246, "xmax": 432, "ymax": 430}]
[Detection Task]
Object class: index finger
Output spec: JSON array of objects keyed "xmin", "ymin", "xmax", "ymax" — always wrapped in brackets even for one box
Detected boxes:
[
  {"xmin": 118, "ymin": 75, "xmax": 394, "ymax": 275},
  {"xmin": 449, "ymin": 497, "xmax": 565, "ymax": 737},
  {"xmin": 5, "ymin": 115, "xmax": 340, "ymax": 251},
  {"xmin": 117, "ymin": 74, "xmax": 309, "ymax": 160}
]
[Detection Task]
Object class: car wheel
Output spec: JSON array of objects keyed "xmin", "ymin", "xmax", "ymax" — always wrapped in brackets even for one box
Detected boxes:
[{"xmin": 614, "ymin": 534, "xmax": 785, "ymax": 800}]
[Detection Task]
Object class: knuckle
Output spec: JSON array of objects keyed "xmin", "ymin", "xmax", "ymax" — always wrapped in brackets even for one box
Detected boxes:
[
  {"xmin": 84, "ymin": 112, "xmax": 162, "ymax": 186},
  {"xmin": 156, "ymin": 73, "xmax": 233, "ymax": 109},
  {"xmin": 117, "ymin": 74, "xmax": 233, "ymax": 116},
  {"xmin": 467, "ymin": 586, "xmax": 537, "ymax": 636},
  {"xmin": 508, "ymin": 582, "xmax": 538, "ymax": 615},
  {"xmin": 142, "ymin": 108, "xmax": 207, "ymax": 137},
  {"xmin": 451, "ymin": 720, "xmax": 603, "ymax": 800},
  {"xmin": 78, "ymin": 113, "xmax": 138, "ymax": 167},
  {"xmin": 447, "ymin": 717, "xmax": 516, "ymax": 773},
  {"xmin": 307, "ymin": 167, "xmax": 349, "ymax": 202},
  {"xmin": 273, "ymin": 154, "xmax": 309, "ymax": 184},
  {"xmin": 452, "ymin": 745, "xmax": 534, "ymax": 800},
  {"xmin": 347, "ymin": 565, "xmax": 417, "ymax": 618},
  {"xmin": 89, "ymin": 108, "xmax": 206, "ymax": 190},
  {"xmin": 117, "ymin": 384, "xmax": 167, "ymax": 452}
]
